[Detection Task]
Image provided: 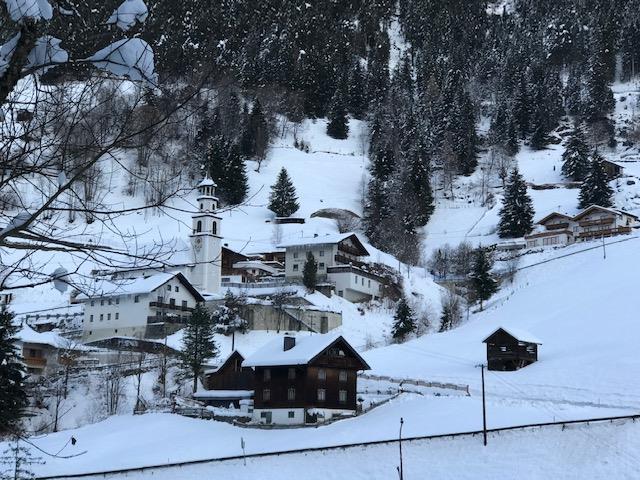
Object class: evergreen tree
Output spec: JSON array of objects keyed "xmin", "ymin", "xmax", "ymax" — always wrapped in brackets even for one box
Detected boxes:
[
  {"xmin": 180, "ymin": 304, "xmax": 218, "ymax": 393},
  {"xmin": 240, "ymin": 99, "xmax": 269, "ymax": 159},
  {"xmin": 326, "ymin": 82, "xmax": 349, "ymax": 139},
  {"xmin": 302, "ymin": 252, "xmax": 318, "ymax": 292},
  {"xmin": 0, "ymin": 310, "xmax": 27, "ymax": 435},
  {"xmin": 362, "ymin": 178, "xmax": 391, "ymax": 248},
  {"xmin": 561, "ymin": 126, "xmax": 590, "ymax": 181},
  {"xmin": 391, "ymin": 297, "xmax": 416, "ymax": 341},
  {"xmin": 213, "ymin": 291, "xmax": 247, "ymax": 351},
  {"xmin": 498, "ymin": 168, "xmax": 535, "ymax": 238},
  {"xmin": 578, "ymin": 154, "xmax": 614, "ymax": 209},
  {"xmin": 584, "ymin": 46, "xmax": 615, "ymax": 122},
  {"xmin": 268, "ymin": 168, "xmax": 299, "ymax": 217},
  {"xmin": 347, "ymin": 61, "xmax": 367, "ymax": 119},
  {"xmin": 205, "ymin": 136, "xmax": 248, "ymax": 205},
  {"xmin": 469, "ymin": 248, "xmax": 498, "ymax": 310}
]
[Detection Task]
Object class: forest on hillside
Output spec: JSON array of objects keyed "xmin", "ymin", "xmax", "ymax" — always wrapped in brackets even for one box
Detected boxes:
[{"xmin": 4, "ymin": 0, "xmax": 640, "ymax": 265}]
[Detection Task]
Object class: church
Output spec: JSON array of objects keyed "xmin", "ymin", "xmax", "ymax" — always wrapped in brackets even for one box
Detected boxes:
[{"xmin": 76, "ymin": 177, "xmax": 224, "ymax": 342}]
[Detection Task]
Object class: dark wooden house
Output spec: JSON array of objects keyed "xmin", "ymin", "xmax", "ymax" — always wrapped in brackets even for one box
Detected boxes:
[
  {"xmin": 197, "ymin": 350, "xmax": 255, "ymax": 407},
  {"xmin": 483, "ymin": 327, "xmax": 541, "ymax": 371},
  {"xmin": 242, "ymin": 334, "xmax": 370, "ymax": 424},
  {"xmin": 601, "ymin": 159, "xmax": 624, "ymax": 179}
]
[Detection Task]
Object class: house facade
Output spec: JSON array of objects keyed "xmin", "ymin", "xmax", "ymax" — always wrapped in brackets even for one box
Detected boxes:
[
  {"xmin": 525, "ymin": 206, "xmax": 638, "ymax": 248},
  {"xmin": 483, "ymin": 327, "xmax": 541, "ymax": 371},
  {"xmin": 198, "ymin": 350, "xmax": 255, "ymax": 407},
  {"xmin": 15, "ymin": 325, "xmax": 85, "ymax": 376},
  {"xmin": 278, "ymin": 233, "xmax": 386, "ymax": 302},
  {"xmin": 76, "ymin": 272, "xmax": 205, "ymax": 342},
  {"xmin": 242, "ymin": 333, "xmax": 370, "ymax": 425}
]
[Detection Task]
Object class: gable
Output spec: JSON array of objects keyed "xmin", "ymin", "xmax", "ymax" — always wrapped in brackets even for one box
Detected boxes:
[{"xmin": 308, "ymin": 337, "xmax": 371, "ymax": 370}]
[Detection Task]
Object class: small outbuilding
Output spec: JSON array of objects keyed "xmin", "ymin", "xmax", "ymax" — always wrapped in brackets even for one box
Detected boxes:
[{"xmin": 483, "ymin": 327, "xmax": 541, "ymax": 371}]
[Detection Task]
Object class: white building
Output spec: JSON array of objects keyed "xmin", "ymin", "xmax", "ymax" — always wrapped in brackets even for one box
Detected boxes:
[
  {"xmin": 525, "ymin": 206, "xmax": 639, "ymax": 248},
  {"xmin": 76, "ymin": 272, "xmax": 204, "ymax": 342},
  {"xmin": 278, "ymin": 233, "xmax": 386, "ymax": 302},
  {"xmin": 90, "ymin": 177, "xmax": 223, "ymax": 296}
]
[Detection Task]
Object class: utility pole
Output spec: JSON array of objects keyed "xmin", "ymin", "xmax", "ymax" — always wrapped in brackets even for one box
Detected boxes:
[
  {"xmin": 477, "ymin": 364, "xmax": 488, "ymax": 446},
  {"xmin": 397, "ymin": 417, "xmax": 404, "ymax": 480},
  {"xmin": 602, "ymin": 236, "xmax": 606, "ymax": 259}
]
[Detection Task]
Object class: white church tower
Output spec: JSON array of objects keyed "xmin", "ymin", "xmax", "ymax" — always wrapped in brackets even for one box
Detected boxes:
[{"xmin": 190, "ymin": 176, "xmax": 222, "ymax": 293}]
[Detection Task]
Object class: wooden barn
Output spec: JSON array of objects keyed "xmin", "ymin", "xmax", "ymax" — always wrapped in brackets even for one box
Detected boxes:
[
  {"xmin": 197, "ymin": 350, "xmax": 255, "ymax": 407},
  {"xmin": 242, "ymin": 333, "xmax": 370, "ymax": 425},
  {"xmin": 483, "ymin": 327, "xmax": 541, "ymax": 371}
]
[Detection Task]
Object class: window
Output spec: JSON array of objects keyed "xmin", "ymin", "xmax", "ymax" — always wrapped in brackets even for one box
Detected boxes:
[
  {"xmin": 99, "ymin": 314, "xmax": 103, "ymax": 321},
  {"xmin": 317, "ymin": 368, "xmax": 326, "ymax": 380},
  {"xmin": 114, "ymin": 329, "xmax": 118, "ymax": 333},
  {"xmin": 90, "ymin": 300, "xmax": 95, "ymax": 307},
  {"xmin": 212, "ymin": 222, "xmax": 217, "ymax": 235},
  {"xmin": 338, "ymin": 290, "xmax": 343, "ymax": 297},
  {"xmin": 317, "ymin": 388, "xmax": 326, "ymax": 401},
  {"xmin": 196, "ymin": 220, "xmax": 202, "ymax": 233},
  {"xmin": 100, "ymin": 299, "xmax": 105, "ymax": 306},
  {"xmin": 175, "ymin": 286, "xmax": 179, "ymax": 292},
  {"xmin": 115, "ymin": 297, "xmax": 120, "ymax": 305},
  {"xmin": 293, "ymin": 252, "xmax": 299, "ymax": 259},
  {"xmin": 339, "ymin": 370, "xmax": 347, "ymax": 382},
  {"xmin": 134, "ymin": 295, "xmax": 140, "ymax": 303},
  {"xmin": 182, "ymin": 300, "xmax": 188, "ymax": 309},
  {"xmin": 288, "ymin": 388, "xmax": 296, "ymax": 401},
  {"xmin": 368, "ymin": 280, "xmax": 371, "ymax": 288},
  {"xmin": 361, "ymin": 277, "xmax": 364, "ymax": 285},
  {"xmin": 167, "ymin": 284, "xmax": 171, "ymax": 291},
  {"xmin": 319, "ymin": 262, "xmax": 325, "ymax": 269},
  {"xmin": 319, "ymin": 250, "xmax": 324, "ymax": 257},
  {"xmin": 354, "ymin": 275, "xmax": 358, "ymax": 283},
  {"xmin": 170, "ymin": 298, "xmax": 176, "ymax": 307},
  {"xmin": 339, "ymin": 390, "xmax": 347, "ymax": 404},
  {"xmin": 115, "ymin": 313, "xmax": 119, "ymax": 320},
  {"xmin": 263, "ymin": 369, "xmax": 271, "ymax": 381},
  {"xmin": 293, "ymin": 264, "xmax": 299, "ymax": 272},
  {"xmin": 288, "ymin": 368, "xmax": 296, "ymax": 380},
  {"xmin": 263, "ymin": 389, "xmax": 271, "ymax": 401},
  {"xmin": 107, "ymin": 313, "xmax": 111, "ymax": 321},
  {"xmin": 158, "ymin": 296, "xmax": 164, "ymax": 304},
  {"xmin": 200, "ymin": 203, "xmax": 203, "ymax": 210},
  {"xmin": 288, "ymin": 411, "xmax": 295, "ymax": 419},
  {"xmin": 108, "ymin": 298, "xmax": 112, "ymax": 305},
  {"xmin": 89, "ymin": 315, "xmax": 94, "ymax": 322}
]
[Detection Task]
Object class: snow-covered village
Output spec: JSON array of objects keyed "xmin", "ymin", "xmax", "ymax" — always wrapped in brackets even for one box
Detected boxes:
[{"xmin": 1, "ymin": 0, "xmax": 640, "ymax": 479}]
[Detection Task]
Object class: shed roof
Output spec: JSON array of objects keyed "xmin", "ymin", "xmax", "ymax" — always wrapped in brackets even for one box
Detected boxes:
[
  {"xmin": 242, "ymin": 333, "xmax": 370, "ymax": 369},
  {"xmin": 483, "ymin": 327, "xmax": 542, "ymax": 345}
]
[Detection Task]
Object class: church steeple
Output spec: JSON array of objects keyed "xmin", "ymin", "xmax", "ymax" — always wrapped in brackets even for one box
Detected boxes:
[{"xmin": 190, "ymin": 175, "xmax": 222, "ymax": 293}]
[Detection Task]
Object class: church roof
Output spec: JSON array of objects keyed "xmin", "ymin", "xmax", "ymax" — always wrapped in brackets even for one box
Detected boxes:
[{"xmin": 198, "ymin": 177, "xmax": 216, "ymax": 188}]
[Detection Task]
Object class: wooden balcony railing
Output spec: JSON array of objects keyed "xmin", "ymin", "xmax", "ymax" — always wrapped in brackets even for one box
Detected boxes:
[
  {"xmin": 577, "ymin": 226, "xmax": 631, "ymax": 239},
  {"xmin": 578, "ymin": 217, "xmax": 615, "ymax": 227},
  {"xmin": 149, "ymin": 301, "xmax": 194, "ymax": 312},
  {"xmin": 23, "ymin": 356, "xmax": 47, "ymax": 367},
  {"xmin": 545, "ymin": 222, "xmax": 570, "ymax": 230}
]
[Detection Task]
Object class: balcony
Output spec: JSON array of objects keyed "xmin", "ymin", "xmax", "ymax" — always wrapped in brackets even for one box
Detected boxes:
[
  {"xmin": 327, "ymin": 264, "xmax": 384, "ymax": 283},
  {"xmin": 577, "ymin": 226, "xmax": 631, "ymax": 239},
  {"xmin": 23, "ymin": 356, "xmax": 47, "ymax": 368},
  {"xmin": 545, "ymin": 222, "xmax": 570, "ymax": 230},
  {"xmin": 149, "ymin": 301, "xmax": 194, "ymax": 312},
  {"xmin": 578, "ymin": 217, "xmax": 614, "ymax": 227},
  {"xmin": 334, "ymin": 254, "xmax": 367, "ymax": 268},
  {"xmin": 147, "ymin": 315, "xmax": 188, "ymax": 325}
]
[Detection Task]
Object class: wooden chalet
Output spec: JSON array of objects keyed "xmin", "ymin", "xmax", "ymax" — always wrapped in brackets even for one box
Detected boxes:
[
  {"xmin": 242, "ymin": 333, "xmax": 370, "ymax": 425},
  {"xmin": 483, "ymin": 327, "xmax": 541, "ymax": 371},
  {"xmin": 601, "ymin": 159, "xmax": 624, "ymax": 179},
  {"xmin": 198, "ymin": 350, "xmax": 255, "ymax": 407}
]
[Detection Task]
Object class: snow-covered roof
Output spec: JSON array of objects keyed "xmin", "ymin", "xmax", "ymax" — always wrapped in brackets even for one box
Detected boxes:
[
  {"xmin": 198, "ymin": 177, "xmax": 216, "ymax": 188},
  {"xmin": 483, "ymin": 327, "xmax": 542, "ymax": 345},
  {"xmin": 15, "ymin": 325, "xmax": 70, "ymax": 349},
  {"xmin": 242, "ymin": 333, "xmax": 368, "ymax": 368},
  {"xmin": 573, "ymin": 205, "xmax": 639, "ymax": 221},
  {"xmin": 75, "ymin": 272, "xmax": 204, "ymax": 301},
  {"xmin": 277, "ymin": 232, "xmax": 369, "ymax": 255}
]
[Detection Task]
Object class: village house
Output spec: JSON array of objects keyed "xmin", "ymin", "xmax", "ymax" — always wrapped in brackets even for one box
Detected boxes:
[
  {"xmin": 525, "ymin": 206, "xmax": 639, "ymax": 248},
  {"xmin": 483, "ymin": 327, "xmax": 541, "ymax": 371},
  {"xmin": 15, "ymin": 325, "xmax": 86, "ymax": 376},
  {"xmin": 75, "ymin": 272, "xmax": 205, "ymax": 343},
  {"xmin": 242, "ymin": 333, "xmax": 370, "ymax": 425},
  {"xmin": 278, "ymin": 233, "xmax": 386, "ymax": 302},
  {"xmin": 601, "ymin": 159, "xmax": 624, "ymax": 179},
  {"xmin": 196, "ymin": 350, "xmax": 255, "ymax": 408},
  {"xmin": 221, "ymin": 247, "xmax": 285, "ymax": 285}
]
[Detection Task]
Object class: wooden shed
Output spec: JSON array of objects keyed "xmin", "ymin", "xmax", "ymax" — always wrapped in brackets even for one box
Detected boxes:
[{"xmin": 483, "ymin": 327, "xmax": 541, "ymax": 371}]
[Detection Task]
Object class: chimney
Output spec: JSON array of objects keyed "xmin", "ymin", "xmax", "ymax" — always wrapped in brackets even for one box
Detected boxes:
[{"xmin": 283, "ymin": 335, "xmax": 296, "ymax": 351}]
